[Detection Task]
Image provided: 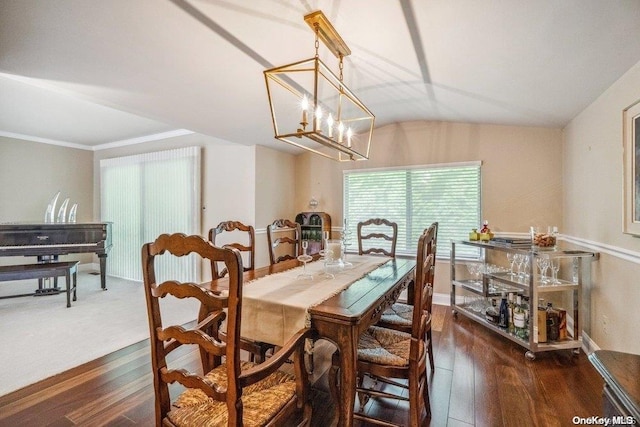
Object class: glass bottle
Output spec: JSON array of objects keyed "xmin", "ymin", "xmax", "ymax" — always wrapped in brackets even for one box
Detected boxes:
[
  {"xmin": 513, "ymin": 294, "xmax": 527, "ymax": 339},
  {"xmin": 537, "ymin": 298, "xmax": 547, "ymax": 343},
  {"xmin": 546, "ymin": 302, "xmax": 559, "ymax": 341},
  {"xmin": 498, "ymin": 292, "xmax": 509, "ymax": 329},
  {"xmin": 507, "ymin": 293, "xmax": 515, "ymax": 334}
]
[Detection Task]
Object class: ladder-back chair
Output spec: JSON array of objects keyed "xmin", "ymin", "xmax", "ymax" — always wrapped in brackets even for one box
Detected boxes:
[
  {"xmin": 142, "ymin": 233, "xmax": 312, "ymax": 426},
  {"xmin": 357, "ymin": 218, "xmax": 398, "ymax": 257}
]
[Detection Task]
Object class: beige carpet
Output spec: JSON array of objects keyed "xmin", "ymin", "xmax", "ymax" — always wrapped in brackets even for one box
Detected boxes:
[{"xmin": 0, "ymin": 271, "xmax": 198, "ymax": 397}]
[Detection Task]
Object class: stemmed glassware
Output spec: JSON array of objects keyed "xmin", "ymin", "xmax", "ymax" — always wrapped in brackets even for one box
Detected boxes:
[
  {"xmin": 507, "ymin": 253, "xmax": 516, "ymax": 277},
  {"xmin": 318, "ymin": 231, "xmax": 335, "ymax": 279},
  {"xmin": 296, "ymin": 240, "xmax": 313, "ymax": 280},
  {"xmin": 536, "ymin": 256, "xmax": 550, "ymax": 284},
  {"xmin": 514, "ymin": 254, "xmax": 525, "ymax": 280},
  {"xmin": 522, "ymin": 255, "xmax": 530, "ymax": 281},
  {"xmin": 341, "ymin": 218, "xmax": 353, "ymax": 268},
  {"xmin": 549, "ymin": 258, "xmax": 560, "ymax": 284}
]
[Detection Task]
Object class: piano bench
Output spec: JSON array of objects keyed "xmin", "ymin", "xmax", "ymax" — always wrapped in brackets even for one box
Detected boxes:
[{"xmin": 0, "ymin": 261, "xmax": 79, "ymax": 308}]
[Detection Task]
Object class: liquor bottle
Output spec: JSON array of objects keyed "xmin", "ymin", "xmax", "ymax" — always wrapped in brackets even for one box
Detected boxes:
[
  {"xmin": 546, "ymin": 302, "xmax": 560, "ymax": 341},
  {"xmin": 513, "ymin": 294, "xmax": 527, "ymax": 339},
  {"xmin": 537, "ymin": 298, "xmax": 547, "ymax": 343},
  {"xmin": 485, "ymin": 298, "xmax": 499, "ymax": 324},
  {"xmin": 522, "ymin": 296, "xmax": 530, "ymax": 339},
  {"xmin": 507, "ymin": 293, "xmax": 515, "ymax": 334},
  {"xmin": 498, "ymin": 293, "xmax": 509, "ymax": 329}
]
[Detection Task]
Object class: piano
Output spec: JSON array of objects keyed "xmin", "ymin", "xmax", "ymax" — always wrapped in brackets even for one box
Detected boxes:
[{"xmin": 0, "ymin": 222, "xmax": 112, "ymax": 290}]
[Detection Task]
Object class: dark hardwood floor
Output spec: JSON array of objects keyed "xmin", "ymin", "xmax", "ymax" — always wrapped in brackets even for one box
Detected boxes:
[{"xmin": 0, "ymin": 304, "xmax": 603, "ymax": 426}]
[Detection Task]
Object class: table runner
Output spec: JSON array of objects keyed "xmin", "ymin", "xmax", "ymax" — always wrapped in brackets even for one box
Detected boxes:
[{"xmin": 240, "ymin": 255, "xmax": 389, "ymax": 346}]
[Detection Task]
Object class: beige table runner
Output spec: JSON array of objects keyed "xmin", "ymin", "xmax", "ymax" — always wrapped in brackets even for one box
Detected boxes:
[{"xmin": 240, "ymin": 255, "xmax": 389, "ymax": 346}]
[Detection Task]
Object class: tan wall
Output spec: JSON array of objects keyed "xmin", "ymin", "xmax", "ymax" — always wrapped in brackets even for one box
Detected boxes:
[
  {"xmin": 294, "ymin": 121, "xmax": 564, "ymax": 296},
  {"xmin": 0, "ymin": 136, "xmax": 94, "ymax": 265},
  {"xmin": 563, "ymin": 59, "xmax": 640, "ymax": 354}
]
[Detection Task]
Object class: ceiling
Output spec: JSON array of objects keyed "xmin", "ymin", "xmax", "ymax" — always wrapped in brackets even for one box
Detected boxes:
[{"xmin": 1, "ymin": 0, "xmax": 640, "ymax": 152}]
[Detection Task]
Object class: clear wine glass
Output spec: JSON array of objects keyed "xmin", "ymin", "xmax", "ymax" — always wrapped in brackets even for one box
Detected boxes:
[
  {"xmin": 341, "ymin": 219, "xmax": 353, "ymax": 268},
  {"xmin": 550, "ymin": 258, "xmax": 560, "ymax": 284},
  {"xmin": 522, "ymin": 255, "xmax": 531, "ymax": 281},
  {"xmin": 296, "ymin": 240, "xmax": 313, "ymax": 280},
  {"xmin": 514, "ymin": 254, "xmax": 524, "ymax": 280},
  {"xmin": 536, "ymin": 257, "xmax": 550, "ymax": 284},
  {"xmin": 506, "ymin": 253, "xmax": 516, "ymax": 277},
  {"xmin": 466, "ymin": 263, "xmax": 479, "ymax": 284}
]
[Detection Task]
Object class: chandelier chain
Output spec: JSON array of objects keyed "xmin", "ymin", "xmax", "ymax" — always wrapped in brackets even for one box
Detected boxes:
[{"xmin": 339, "ymin": 54, "xmax": 344, "ymax": 82}]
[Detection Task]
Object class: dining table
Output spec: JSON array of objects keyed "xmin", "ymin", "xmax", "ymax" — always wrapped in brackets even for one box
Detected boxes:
[{"xmin": 203, "ymin": 254, "xmax": 416, "ymax": 427}]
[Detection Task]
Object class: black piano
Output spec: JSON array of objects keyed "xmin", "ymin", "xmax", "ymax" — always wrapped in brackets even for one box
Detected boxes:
[{"xmin": 0, "ymin": 222, "xmax": 112, "ymax": 290}]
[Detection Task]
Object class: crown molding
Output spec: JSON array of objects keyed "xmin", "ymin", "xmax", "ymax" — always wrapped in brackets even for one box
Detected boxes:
[
  {"xmin": 92, "ymin": 129, "xmax": 194, "ymax": 151},
  {"xmin": 0, "ymin": 129, "xmax": 195, "ymax": 152},
  {"xmin": 0, "ymin": 130, "xmax": 92, "ymax": 151}
]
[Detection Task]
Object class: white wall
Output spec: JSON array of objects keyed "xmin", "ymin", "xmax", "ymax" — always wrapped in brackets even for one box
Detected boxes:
[
  {"xmin": 563, "ymin": 60, "xmax": 640, "ymax": 354},
  {"xmin": 93, "ymin": 134, "xmax": 296, "ymax": 274}
]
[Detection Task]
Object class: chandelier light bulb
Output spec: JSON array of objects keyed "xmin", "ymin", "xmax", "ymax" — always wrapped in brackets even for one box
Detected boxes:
[
  {"xmin": 347, "ymin": 127, "xmax": 353, "ymax": 147},
  {"xmin": 338, "ymin": 121, "xmax": 344, "ymax": 143},
  {"xmin": 301, "ymin": 95, "xmax": 309, "ymax": 126}
]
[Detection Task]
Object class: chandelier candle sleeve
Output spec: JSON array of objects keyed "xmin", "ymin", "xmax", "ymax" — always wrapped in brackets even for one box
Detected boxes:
[{"xmin": 263, "ymin": 9, "xmax": 374, "ymax": 161}]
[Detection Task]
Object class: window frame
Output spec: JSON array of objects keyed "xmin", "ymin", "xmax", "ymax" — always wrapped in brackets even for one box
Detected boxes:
[{"xmin": 343, "ymin": 161, "xmax": 482, "ymax": 260}]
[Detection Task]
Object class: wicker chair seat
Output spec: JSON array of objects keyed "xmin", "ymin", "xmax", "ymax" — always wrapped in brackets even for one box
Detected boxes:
[
  {"xmin": 379, "ymin": 302, "xmax": 432, "ymax": 329},
  {"xmin": 169, "ymin": 361, "xmax": 297, "ymax": 427},
  {"xmin": 357, "ymin": 326, "xmax": 424, "ymax": 367}
]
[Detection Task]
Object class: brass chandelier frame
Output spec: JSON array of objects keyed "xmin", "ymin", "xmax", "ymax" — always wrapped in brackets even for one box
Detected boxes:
[{"xmin": 264, "ymin": 10, "xmax": 375, "ymax": 161}]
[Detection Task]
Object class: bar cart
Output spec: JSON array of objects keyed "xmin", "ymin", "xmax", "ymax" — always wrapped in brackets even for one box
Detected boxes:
[{"xmin": 450, "ymin": 240, "xmax": 598, "ymax": 360}]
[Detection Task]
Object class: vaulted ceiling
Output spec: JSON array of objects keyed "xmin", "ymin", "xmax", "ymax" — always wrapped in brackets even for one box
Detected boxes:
[{"xmin": 2, "ymin": 0, "xmax": 640, "ymax": 152}]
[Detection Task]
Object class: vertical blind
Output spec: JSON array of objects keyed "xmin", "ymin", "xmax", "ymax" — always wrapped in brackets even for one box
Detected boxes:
[
  {"xmin": 100, "ymin": 146, "xmax": 201, "ymax": 282},
  {"xmin": 343, "ymin": 162, "xmax": 481, "ymax": 259}
]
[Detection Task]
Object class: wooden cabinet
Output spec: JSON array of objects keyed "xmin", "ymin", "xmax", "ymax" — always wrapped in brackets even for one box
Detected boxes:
[
  {"xmin": 589, "ymin": 350, "xmax": 640, "ymax": 421},
  {"xmin": 295, "ymin": 212, "xmax": 331, "ymax": 256}
]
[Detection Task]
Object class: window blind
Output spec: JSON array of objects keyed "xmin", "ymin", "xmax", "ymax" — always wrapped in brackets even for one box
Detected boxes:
[
  {"xmin": 100, "ymin": 146, "xmax": 201, "ymax": 282},
  {"xmin": 343, "ymin": 162, "xmax": 481, "ymax": 259}
]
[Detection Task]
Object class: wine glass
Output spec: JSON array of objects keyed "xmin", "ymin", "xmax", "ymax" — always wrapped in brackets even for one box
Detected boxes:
[
  {"xmin": 514, "ymin": 254, "xmax": 524, "ymax": 280},
  {"xmin": 341, "ymin": 219, "xmax": 353, "ymax": 268},
  {"xmin": 506, "ymin": 253, "xmax": 516, "ymax": 277},
  {"xmin": 550, "ymin": 258, "xmax": 560, "ymax": 284},
  {"xmin": 296, "ymin": 240, "xmax": 313, "ymax": 280},
  {"xmin": 522, "ymin": 255, "xmax": 531, "ymax": 281},
  {"xmin": 466, "ymin": 263, "xmax": 479, "ymax": 284},
  {"xmin": 536, "ymin": 257, "xmax": 550, "ymax": 283}
]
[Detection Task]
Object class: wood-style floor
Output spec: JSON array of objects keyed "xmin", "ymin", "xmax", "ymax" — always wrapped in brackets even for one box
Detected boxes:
[{"xmin": 0, "ymin": 304, "xmax": 604, "ymax": 426}]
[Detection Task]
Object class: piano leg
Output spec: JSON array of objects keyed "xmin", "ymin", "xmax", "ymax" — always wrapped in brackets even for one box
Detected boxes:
[
  {"xmin": 36, "ymin": 255, "xmax": 61, "ymax": 295},
  {"xmin": 99, "ymin": 254, "xmax": 108, "ymax": 290}
]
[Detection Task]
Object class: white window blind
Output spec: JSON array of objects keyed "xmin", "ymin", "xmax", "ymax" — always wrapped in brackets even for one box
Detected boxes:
[
  {"xmin": 343, "ymin": 162, "xmax": 481, "ymax": 259},
  {"xmin": 100, "ymin": 146, "xmax": 201, "ymax": 282}
]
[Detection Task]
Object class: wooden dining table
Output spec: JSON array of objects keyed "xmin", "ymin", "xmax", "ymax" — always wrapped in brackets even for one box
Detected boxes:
[{"xmin": 203, "ymin": 255, "xmax": 416, "ymax": 427}]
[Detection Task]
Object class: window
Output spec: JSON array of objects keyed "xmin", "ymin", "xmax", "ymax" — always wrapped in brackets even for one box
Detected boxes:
[
  {"xmin": 343, "ymin": 162, "xmax": 481, "ymax": 259},
  {"xmin": 100, "ymin": 146, "xmax": 201, "ymax": 281}
]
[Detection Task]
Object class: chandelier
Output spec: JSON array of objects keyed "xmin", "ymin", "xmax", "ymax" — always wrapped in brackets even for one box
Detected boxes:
[{"xmin": 264, "ymin": 11, "xmax": 375, "ymax": 161}]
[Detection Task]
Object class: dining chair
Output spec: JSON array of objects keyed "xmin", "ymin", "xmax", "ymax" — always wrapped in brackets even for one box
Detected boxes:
[
  {"xmin": 329, "ymin": 231, "xmax": 434, "ymax": 426},
  {"xmin": 376, "ymin": 222, "xmax": 437, "ymax": 370},
  {"xmin": 208, "ymin": 220, "xmax": 255, "ymax": 279},
  {"xmin": 267, "ymin": 219, "xmax": 302, "ymax": 265},
  {"xmin": 209, "ymin": 220, "xmax": 275, "ymax": 363},
  {"xmin": 142, "ymin": 233, "xmax": 312, "ymax": 426},
  {"xmin": 357, "ymin": 218, "xmax": 398, "ymax": 257}
]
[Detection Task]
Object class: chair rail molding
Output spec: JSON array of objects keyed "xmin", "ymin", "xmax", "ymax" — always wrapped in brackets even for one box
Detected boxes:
[{"xmin": 560, "ymin": 234, "xmax": 640, "ymax": 265}]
